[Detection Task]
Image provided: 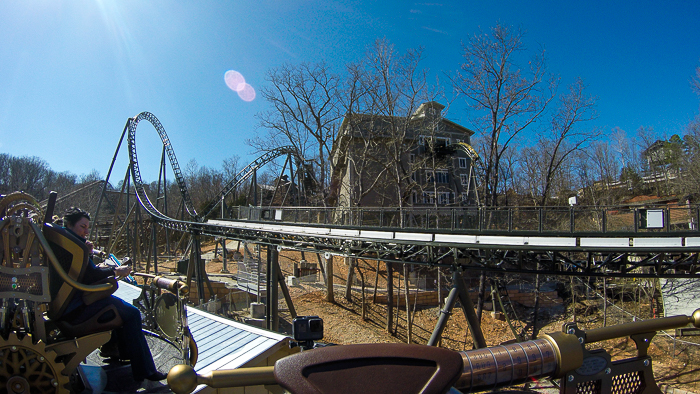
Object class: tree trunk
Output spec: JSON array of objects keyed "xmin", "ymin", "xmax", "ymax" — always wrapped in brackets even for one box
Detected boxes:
[
  {"xmin": 531, "ymin": 270, "xmax": 541, "ymax": 339},
  {"xmin": 326, "ymin": 255, "xmax": 335, "ymax": 303},
  {"xmin": 386, "ymin": 261, "xmax": 393, "ymax": 334},
  {"xmin": 345, "ymin": 257, "xmax": 355, "ymax": 302},
  {"xmin": 476, "ymin": 271, "xmax": 486, "ymax": 321},
  {"xmin": 395, "ymin": 265, "xmax": 401, "ymax": 335},
  {"xmin": 373, "ymin": 261, "xmax": 380, "ymax": 303},
  {"xmin": 316, "ymin": 253, "xmax": 327, "ymax": 285},
  {"xmin": 571, "ymin": 276, "xmax": 576, "ymax": 323},
  {"xmin": 404, "ymin": 264, "xmax": 412, "ymax": 343},
  {"xmin": 357, "ymin": 263, "xmax": 366, "ymax": 321},
  {"xmin": 603, "ymin": 277, "xmax": 608, "ymax": 327}
]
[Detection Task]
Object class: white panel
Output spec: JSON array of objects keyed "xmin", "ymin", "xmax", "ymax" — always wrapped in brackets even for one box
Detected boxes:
[
  {"xmin": 258, "ymin": 224, "xmax": 281, "ymax": 232},
  {"xmin": 580, "ymin": 238, "xmax": 629, "ymax": 247},
  {"xmin": 394, "ymin": 232, "xmax": 433, "ymax": 242},
  {"xmin": 300, "ymin": 227, "xmax": 330, "ymax": 235},
  {"xmin": 280, "ymin": 225, "xmax": 304, "ymax": 234},
  {"xmin": 434, "ymin": 234, "xmax": 478, "ymax": 244},
  {"xmin": 685, "ymin": 237, "xmax": 700, "ymax": 247},
  {"xmin": 477, "ymin": 236, "xmax": 526, "ymax": 246},
  {"xmin": 633, "ymin": 238, "xmax": 682, "ymax": 247},
  {"xmin": 360, "ymin": 230, "xmax": 395, "ymax": 239},
  {"xmin": 526, "ymin": 237, "xmax": 577, "ymax": 247},
  {"xmin": 330, "ymin": 228, "xmax": 360, "ymax": 237}
]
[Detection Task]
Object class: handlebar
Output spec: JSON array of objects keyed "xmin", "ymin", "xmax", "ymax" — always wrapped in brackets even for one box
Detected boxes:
[
  {"xmin": 132, "ymin": 272, "xmax": 189, "ymax": 294},
  {"xmin": 167, "ymin": 309, "xmax": 700, "ymax": 394}
]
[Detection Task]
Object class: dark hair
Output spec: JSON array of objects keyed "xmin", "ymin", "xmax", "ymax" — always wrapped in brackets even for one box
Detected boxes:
[{"xmin": 63, "ymin": 207, "xmax": 90, "ymax": 228}]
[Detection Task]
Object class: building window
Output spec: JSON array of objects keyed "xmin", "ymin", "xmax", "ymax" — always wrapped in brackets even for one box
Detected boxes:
[
  {"xmin": 434, "ymin": 137, "xmax": 450, "ymax": 149},
  {"xmin": 408, "ymin": 153, "xmax": 416, "ymax": 164},
  {"xmin": 459, "ymin": 157, "xmax": 468, "ymax": 168},
  {"xmin": 460, "ymin": 174, "xmax": 469, "ymax": 185},
  {"xmin": 436, "ymin": 170, "xmax": 449, "ymax": 183},
  {"xmin": 461, "ymin": 192, "xmax": 468, "ymax": 201},
  {"xmin": 427, "ymin": 170, "xmax": 449, "ymax": 183},
  {"xmin": 423, "ymin": 191, "xmax": 451, "ymax": 205}
]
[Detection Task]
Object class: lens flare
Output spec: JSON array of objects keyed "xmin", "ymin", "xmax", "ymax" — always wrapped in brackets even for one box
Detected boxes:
[
  {"xmin": 224, "ymin": 70, "xmax": 246, "ymax": 92},
  {"xmin": 237, "ymin": 84, "xmax": 256, "ymax": 102}
]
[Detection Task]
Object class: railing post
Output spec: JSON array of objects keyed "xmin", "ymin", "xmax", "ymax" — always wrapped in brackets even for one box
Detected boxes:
[
  {"xmin": 570, "ymin": 206, "xmax": 575, "ymax": 233},
  {"xmin": 602, "ymin": 208, "xmax": 607, "ymax": 233},
  {"xmin": 508, "ymin": 208, "xmax": 513, "ymax": 232},
  {"xmin": 633, "ymin": 208, "xmax": 639, "ymax": 233},
  {"xmin": 538, "ymin": 207, "xmax": 543, "ymax": 233},
  {"xmin": 479, "ymin": 206, "xmax": 483, "ymax": 232}
]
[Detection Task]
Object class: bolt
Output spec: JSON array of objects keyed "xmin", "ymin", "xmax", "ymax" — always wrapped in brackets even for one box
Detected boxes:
[
  {"xmin": 578, "ymin": 337, "xmax": 584, "ymax": 344},
  {"xmin": 567, "ymin": 328, "xmax": 575, "ymax": 334},
  {"xmin": 52, "ymin": 379, "xmax": 58, "ymax": 387},
  {"xmin": 568, "ymin": 375, "xmax": 574, "ymax": 382},
  {"xmin": 605, "ymin": 368, "xmax": 611, "ymax": 374},
  {"xmin": 644, "ymin": 359, "xmax": 650, "ymax": 367},
  {"xmin": 39, "ymin": 356, "xmax": 45, "ymax": 362},
  {"xmin": 10, "ymin": 346, "xmax": 17, "ymax": 352}
]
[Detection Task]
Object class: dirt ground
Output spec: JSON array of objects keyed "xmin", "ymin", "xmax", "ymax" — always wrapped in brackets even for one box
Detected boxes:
[{"xmin": 150, "ymin": 243, "xmax": 700, "ymax": 393}]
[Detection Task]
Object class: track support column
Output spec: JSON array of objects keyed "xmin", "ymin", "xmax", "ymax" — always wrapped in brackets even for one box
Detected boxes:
[{"xmin": 427, "ymin": 268, "xmax": 487, "ymax": 349}]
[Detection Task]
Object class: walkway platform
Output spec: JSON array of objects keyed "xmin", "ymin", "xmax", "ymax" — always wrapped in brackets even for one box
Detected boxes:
[{"xmin": 80, "ymin": 281, "xmax": 293, "ymax": 393}]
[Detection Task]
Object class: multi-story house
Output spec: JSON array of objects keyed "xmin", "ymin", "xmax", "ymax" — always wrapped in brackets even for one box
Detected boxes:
[{"xmin": 330, "ymin": 101, "xmax": 478, "ymax": 208}]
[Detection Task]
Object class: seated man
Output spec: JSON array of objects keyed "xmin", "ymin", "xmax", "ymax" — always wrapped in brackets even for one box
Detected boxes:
[{"xmin": 59, "ymin": 207, "xmax": 166, "ymax": 382}]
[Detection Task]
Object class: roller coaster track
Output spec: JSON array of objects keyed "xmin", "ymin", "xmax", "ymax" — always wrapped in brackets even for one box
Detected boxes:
[
  {"xmin": 126, "ymin": 112, "xmax": 700, "ymax": 278},
  {"xmin": 128, "ymin": 112, "xmax": 199, "ymax": 221},
  {"xmin": 199, "ymin": 146, "xmax": 302, "ymax": 219}
]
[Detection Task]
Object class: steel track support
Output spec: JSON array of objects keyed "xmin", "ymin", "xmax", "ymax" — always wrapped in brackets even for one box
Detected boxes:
[
  {"xmin": 187, "ymin": 233, "xmax": 213, "ymax": 305},
  {"xmin": 427, "ymin": 268, "xmax": 487, "ymax": 348},
  {"xmin": 266, "ymin": 245, "xmax": 279, "ymax": 331}
]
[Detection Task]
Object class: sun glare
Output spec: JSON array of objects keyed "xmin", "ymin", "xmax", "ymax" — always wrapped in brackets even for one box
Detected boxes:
[{"xmin": 224, "ymin": 70, "xmax": 256, "ymax": 102}]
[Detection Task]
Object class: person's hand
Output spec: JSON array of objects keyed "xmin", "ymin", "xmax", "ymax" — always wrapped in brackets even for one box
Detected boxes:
[
  {"xmin": 85, "ymin": 240, "xmax": 94, "ymax": 254},
  {"xmin": 114, "ymin": 265, "xmax": 132, "ymax": 279}
]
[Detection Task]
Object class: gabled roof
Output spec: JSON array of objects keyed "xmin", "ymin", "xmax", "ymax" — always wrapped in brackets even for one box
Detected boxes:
[{"xmin": 337, "ymin": 101, "xmax": 474, "ymax": 140}]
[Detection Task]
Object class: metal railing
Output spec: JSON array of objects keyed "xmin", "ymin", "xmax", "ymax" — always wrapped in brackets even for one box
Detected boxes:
[{"xmin": 233, "ymin": 205, "xmax": 700, "ymax": 236}]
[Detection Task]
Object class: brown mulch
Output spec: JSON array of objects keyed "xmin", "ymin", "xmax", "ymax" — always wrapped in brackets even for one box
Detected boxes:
[{"xmin": 139, "ymin": 241, "xmax": 700, "ymax": 393}]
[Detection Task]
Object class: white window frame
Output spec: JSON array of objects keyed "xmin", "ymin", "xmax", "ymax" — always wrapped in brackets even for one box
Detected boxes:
[{"xmin": 435, "ymin": 170, "xmax": 449, "ymax": 184}]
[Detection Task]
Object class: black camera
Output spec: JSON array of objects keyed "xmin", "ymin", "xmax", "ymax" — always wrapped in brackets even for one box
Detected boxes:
[{"xmin": 292, "ymin": 315, "xmax": 324, "ymax": 341}]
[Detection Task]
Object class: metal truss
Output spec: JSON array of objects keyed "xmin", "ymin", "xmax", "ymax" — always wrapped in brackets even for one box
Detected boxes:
[{"xmin": 123, "ymin": 111, "xmax": 700, "ymax": 279}]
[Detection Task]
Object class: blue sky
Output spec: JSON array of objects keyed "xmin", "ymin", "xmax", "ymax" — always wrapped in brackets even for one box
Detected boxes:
[{"xmin": 1, "ymin": 1, "xmax": 699, "ymax": 182}]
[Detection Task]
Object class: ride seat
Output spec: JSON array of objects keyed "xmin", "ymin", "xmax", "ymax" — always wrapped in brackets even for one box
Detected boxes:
[{"xmin": 43, "ymin": 223, "xmax": 123, "ymax": 338}]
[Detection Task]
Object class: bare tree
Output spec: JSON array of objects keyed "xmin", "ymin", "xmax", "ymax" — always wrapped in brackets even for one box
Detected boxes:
[
  {"xmin": 251, "ymin": 62, "xmax": 343, "ymax": 206},
  {"xmin": 337, "ymin": 38, "xmax": 433, "ymax": 211},
  {"xmin": 452, "ymin": 23, "xmax": 557, "ymax": 206},
  {"xmin": 692, "ymin": 62, "xmax": 700, "ymax": 96},
  {"xmin": 525, "ymin": 78, "xmax": 598, "ymax": 205}
]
